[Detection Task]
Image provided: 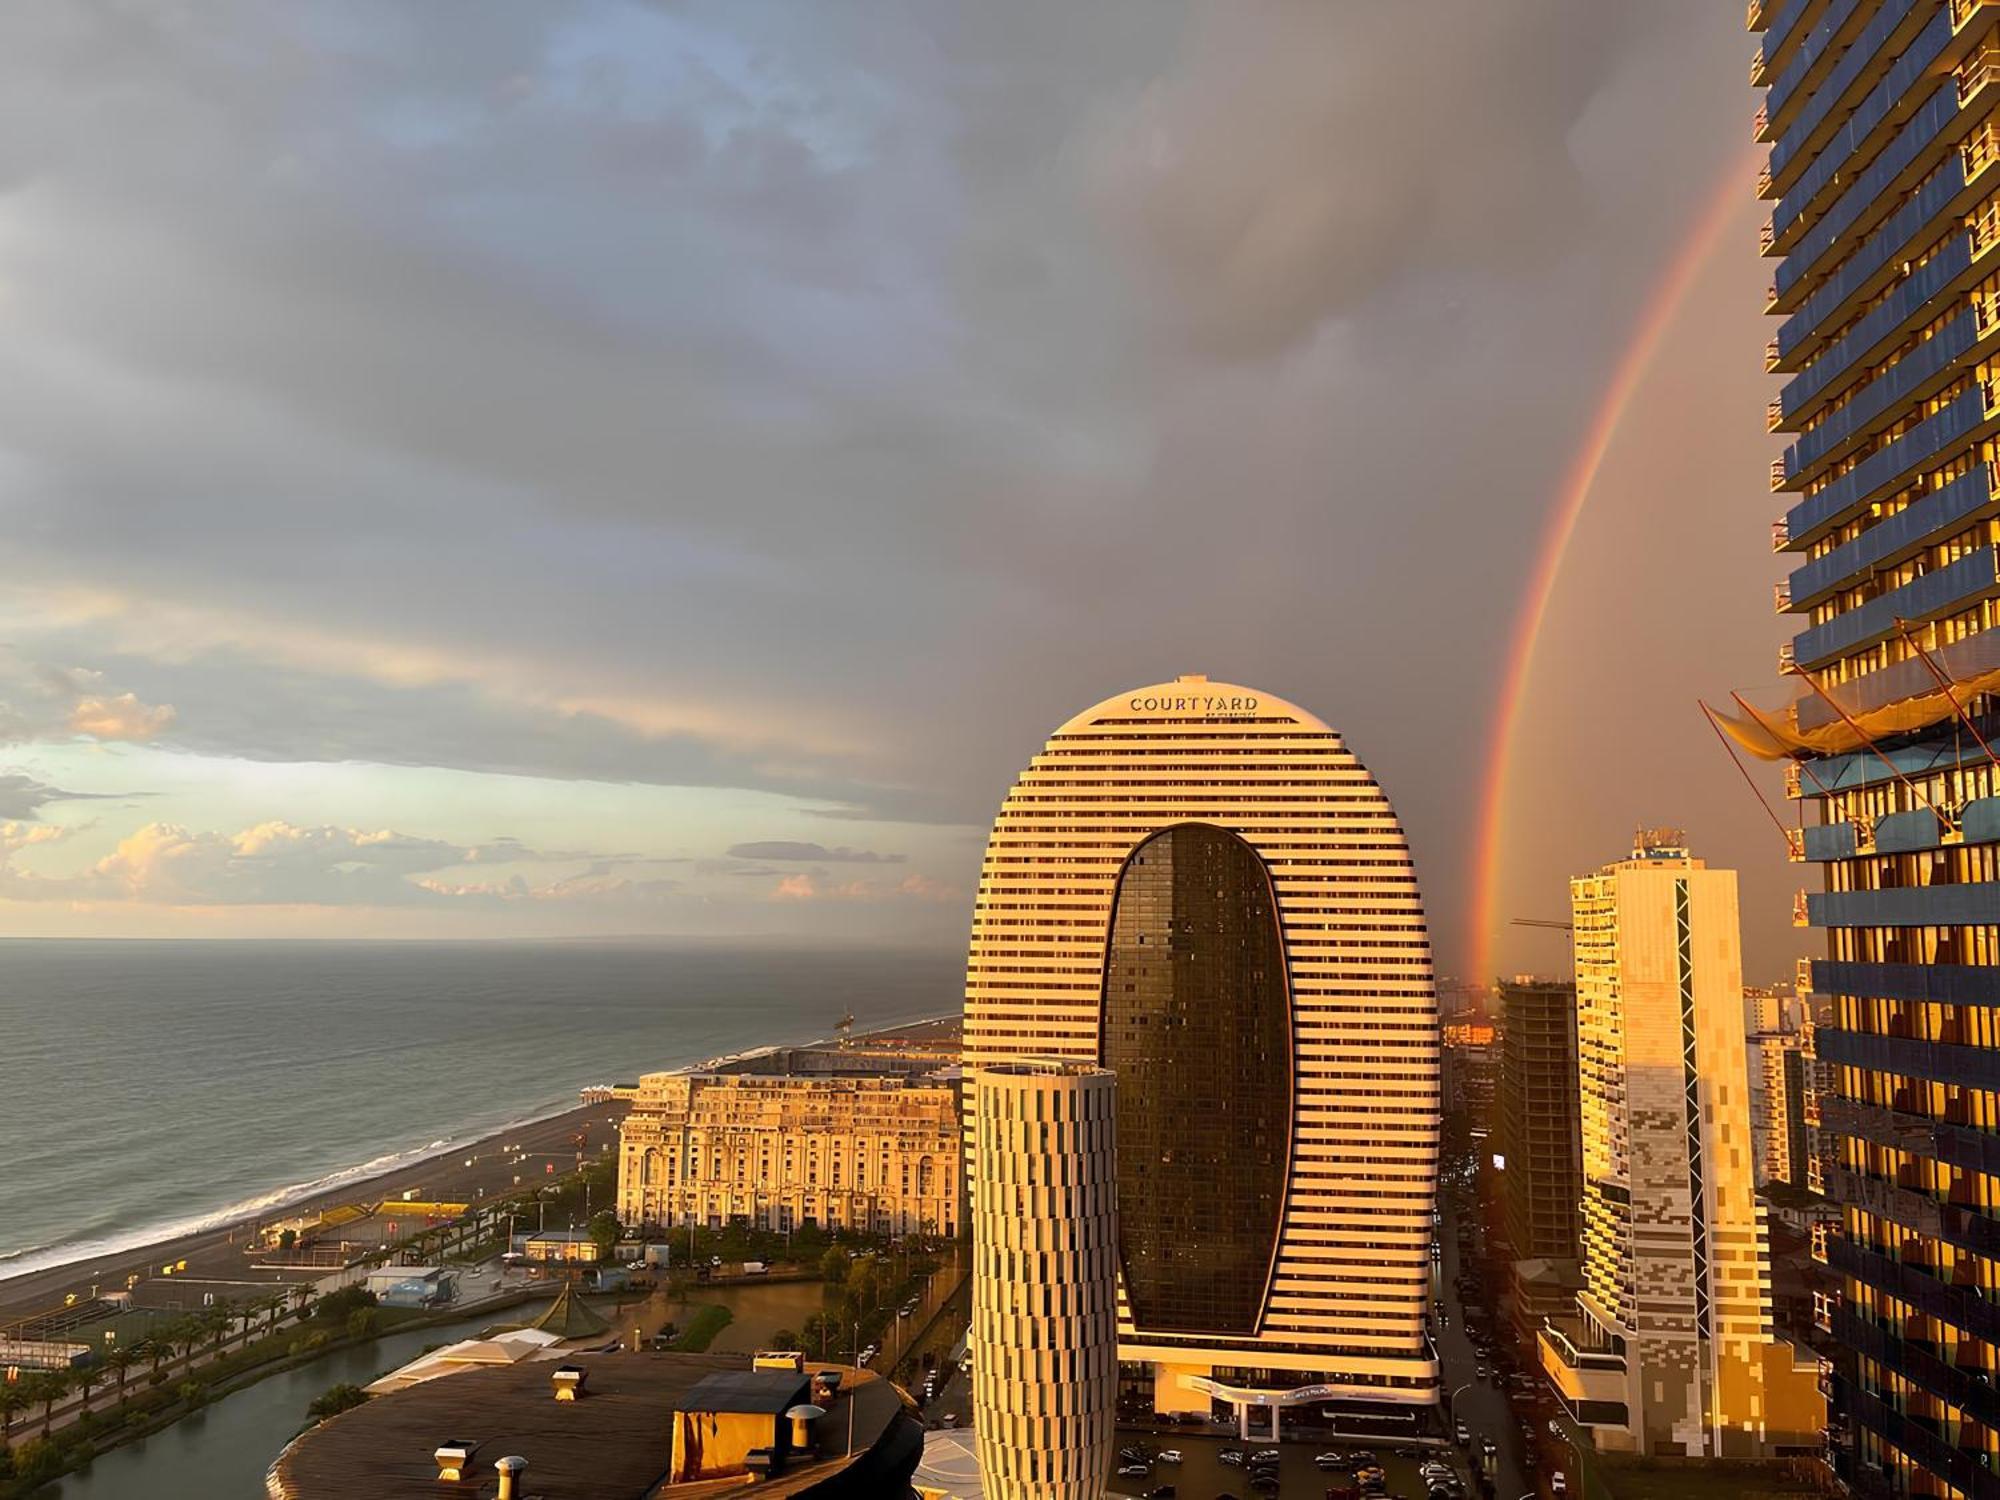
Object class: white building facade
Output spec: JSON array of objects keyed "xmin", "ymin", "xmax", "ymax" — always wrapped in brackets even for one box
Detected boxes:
[
  {"xmin": 971, "ymin": 1061, "xmax": 1119, "ymax": 1500},
  {"xmin": 963, "ymin": 677, "xmax": 1441, "ymax": 1428}
]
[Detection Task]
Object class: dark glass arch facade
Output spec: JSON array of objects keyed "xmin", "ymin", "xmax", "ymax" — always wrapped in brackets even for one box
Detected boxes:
[{"xmin": 1099, "ymin": 821, "xmax": 1292, "ymax": 1337}]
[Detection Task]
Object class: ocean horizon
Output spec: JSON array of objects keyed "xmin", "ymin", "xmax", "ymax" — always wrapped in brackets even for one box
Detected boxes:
[{"xmin": 0, "ymin": 937, "xmax": 960, "ymax": 1286}]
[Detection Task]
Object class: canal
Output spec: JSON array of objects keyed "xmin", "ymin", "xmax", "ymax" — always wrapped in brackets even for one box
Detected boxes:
[{"xmin": 45, "ymin": 1299, "xmax": 554, "ymax": 1500}]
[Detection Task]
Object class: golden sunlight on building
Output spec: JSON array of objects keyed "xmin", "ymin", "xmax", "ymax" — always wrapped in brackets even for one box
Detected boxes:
[
  {"xmin": 1538, "ymin": 832, "xmax": 1823, "ymax": 1458},
  {"xmin": 617, "ymin": 1072, "xmax": 961, "ymax": 1238}
]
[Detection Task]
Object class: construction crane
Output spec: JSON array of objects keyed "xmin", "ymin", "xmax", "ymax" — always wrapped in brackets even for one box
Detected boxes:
[{"xmin": 1511, "ymin": 918, "xmax": 1573, "ymax": 932}]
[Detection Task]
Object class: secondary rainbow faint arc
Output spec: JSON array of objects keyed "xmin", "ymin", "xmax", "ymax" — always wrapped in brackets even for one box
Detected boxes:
[{"xmin": 1467, "ymin": 152, "xmax": 1757, "ymax": 982}]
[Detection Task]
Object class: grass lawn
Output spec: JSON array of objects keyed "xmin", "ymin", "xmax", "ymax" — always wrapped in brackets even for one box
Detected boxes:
[{"xmin": 667, "ymin": 1303, "xmax": 733, "ymax": 1353}]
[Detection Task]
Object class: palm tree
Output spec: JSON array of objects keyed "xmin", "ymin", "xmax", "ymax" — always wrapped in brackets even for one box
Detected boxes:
[
  {"xmin": 261, "ymin": 1292, "xmax": 288, "ymax": 1337},
  {"xmin": 0, "ymin": 1380, "xmax": 27, "ymax": 1443},
  {"xmin": 105, "ymin": 1345, "xmax": 137, "ymax": 1406},
  {"xmin": 201, "ymin": 1304, "xmax": 234, "ymax": 1357},
  {"xmin": 73, "ymin": 1358, "xmax": 98, "ymax": 1415},
  {"xmin": 31, "ymin": 1368, "xmax": 71, "ymax": 1436}
]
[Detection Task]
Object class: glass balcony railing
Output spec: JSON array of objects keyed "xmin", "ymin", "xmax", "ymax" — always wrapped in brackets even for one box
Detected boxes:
[
  {"xmin": 1769, "ymin": 0, "xmax": 1862, "ymax": 123},
  {"xmin": 1777, "ymin": 84, "xmax": 1958, "ymax": 298},
  {"xmin": 1773, "ymin": 0, "xmax": 1938, "ymax": 229},
  {"xmin": 1777, "ymin": 164, "xmax": 1967, "ymax": 388},
  {"xmin": 1784, "ymin": 383, "xmax": 1985, "ymax": 543},
  {"xmin": 1784, "ymin": 311, "xmax": 1976, "ymax": 483},
  {"xmin": 1789, "ymin": 462, "xmax": 1995, "ymax": 607}
]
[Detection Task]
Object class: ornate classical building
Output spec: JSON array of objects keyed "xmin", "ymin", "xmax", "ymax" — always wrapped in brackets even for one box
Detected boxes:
[
  {"xmin": 616, "ymin": 1072, "xmax": 961, "ymax": 1238},
  {"xmin": 963, "ymin": 676, "xmax": 1441, "ymax": 1431},
  {"xmin": 971, "ymin": 1061, "xmax": 1119, "ymax": 1500}
]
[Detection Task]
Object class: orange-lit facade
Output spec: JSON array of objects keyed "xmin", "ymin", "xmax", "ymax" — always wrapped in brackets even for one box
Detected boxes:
[
  {"xmin": 963, "ymin": 677, "xmax": 1440, "ymax": 1426},
  {"xmin": 1752, "ymin": 2, "xmax": 2000, "ymax": 1493}
]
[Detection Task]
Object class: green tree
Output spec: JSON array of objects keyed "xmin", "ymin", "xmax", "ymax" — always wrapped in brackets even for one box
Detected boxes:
[
  {"xmin": 176, "ymin": 1377, "xmax": 207, "ymax": 1410},
  {"xmin": 0, "ymin": 1380, "xmax": 28, "ymax": 1443},
  {"xmin": 818, "ymin": 1247, "xmax": 850, "ymax": 1283},
  {"xmin": 25, "ymin": 1368, "xmax": 70, "ymax": 1436},
  {"xmin": 12, "ymin": 1437, "xmax": 60, "ymax": 1485},
  {"xmin": 73, "ymin": 1356, "xmax": 98, "ymax": 1414},
  {"xmin": 104, "ymin": 1345, "xmax": 137, "ymax": 1407},
  {"xmin": 587, "ymin": 1210, "xmax": 623, "ymax": 1254},
  {"xmin": 307, "ymin": 1382, "xmax": 370, "ymax": 1421},
  {"xmin": 770, "ymin": 1328, "xmax": 801, "ymax": 1351},
  {"xmin": 345, "ymin": 1307, "xmax": 379, "ymax": 1339}
]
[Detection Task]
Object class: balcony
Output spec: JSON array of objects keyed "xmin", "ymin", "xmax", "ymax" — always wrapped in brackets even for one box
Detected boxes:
[
  {"xmin": 1759, "ymin": 161, "xmax": 1776, "ymax": 198},
  {"xmin": 1795, "ymin": 886, "xmax": 1812, "ymax": 926},
  {"xmin": 1771, "ymin": 0, "xmax": 1942, "ymax": 231},
  {"xmin": 1967, "ymin": 121, "xmax": 2000, "ymax": 183},
  {"xmin": 1960, "ymin": 46, "xmax": 2000, "ymax": 106},
  {"xmin": 1786, "ymin": 761, "xmax": 1804, "ymax": 798},
  {"xmin": 1954, "ymin": 0, "xmax": 1996, "ymax": 33},
  {"xmin": 1762, "ymin": 219, "xmax": 1778, "ymax": 255},
  {"xmin": 1786, "ymin": 826, "xmax": 1806, "ymax": 861},
  {"xmin": 1781, "ymin": 310, "xmax": 1977, "ymax": 489},
  {"xmin": 1773, "ymin": 516, "xmax": 1792, "ymax": 551},
  {"xmin": 1809, "ymin": 882, "xmax": 2000, "ymax": 930},
  {"xmin": 1783, "ymin": 384, "xmax": 1990, "ymax": 546},
  {"xmin": 1753, "ymin": 45, "xmax": 1770, "ymax": 86},
  {"xmin": 1780, "ymin": 639, "xmax": 1798, "ymax": 672},
  {"xmin": 1789, "ymin": 546, "xmax": 2000, "ymax": 670},
  {"xmin": 1755, "ymin": 101, "xmax": 1770, "ymax": 140},
  {"xmin": 1776, "ymin": 580, "xmax": 1794, "ymax": 612},
  {"xmin": 1769, "ymin": 397, "xmax": 1785, "ymax": 432},
  {"xmin": 1772, "ymin": 455, "xmax": 1789, "ymax": 491},
  {"xmin": 1787, "ymin": 463, "xmax": 1996, "ymax": 611}
]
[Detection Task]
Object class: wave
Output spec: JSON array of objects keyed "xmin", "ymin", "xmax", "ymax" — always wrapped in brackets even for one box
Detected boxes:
[
  {"xmin": 0, "ymin": 1008, "xmax": 954, "ymax": 1291},
  {"xmin": 0, "ymin": 1099, "xmax": 578, "ymax": 1289}
]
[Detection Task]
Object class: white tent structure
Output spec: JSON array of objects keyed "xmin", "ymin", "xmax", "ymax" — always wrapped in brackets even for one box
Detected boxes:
[{"xmin": 363, "ymin": 1327, "xmax": 567, "ymax": 1395}]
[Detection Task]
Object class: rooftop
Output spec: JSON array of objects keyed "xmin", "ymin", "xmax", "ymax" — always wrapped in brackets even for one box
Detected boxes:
[
  {"xmin": 267, "ymin": 1352, "xmax": 914, "ymax": 1499},
  {"xmin": 679, "ymin": 1368, "xmax": 810, "ymax": 1416}
]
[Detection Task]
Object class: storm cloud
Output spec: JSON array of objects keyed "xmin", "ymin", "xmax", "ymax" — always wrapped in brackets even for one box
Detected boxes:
[{"xmin": 0, "ymin": 2, "xmax": 1769, "ymax": 962}]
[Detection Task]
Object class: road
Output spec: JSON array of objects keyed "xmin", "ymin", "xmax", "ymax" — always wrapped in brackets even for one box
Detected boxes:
[{"xmin": 1436, "ymin": 1193, "xmax": 1543, "ymax": 1500}]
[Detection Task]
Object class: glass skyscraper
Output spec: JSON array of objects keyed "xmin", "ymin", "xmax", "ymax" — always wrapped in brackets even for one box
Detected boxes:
[{"xmin": 1750, "ymin": 3, "xmax": 2000, "ymax": 1494}]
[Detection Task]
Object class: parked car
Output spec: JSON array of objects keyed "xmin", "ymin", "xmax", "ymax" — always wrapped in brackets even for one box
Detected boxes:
[{"xmin": 1552, "ymin": 1472, "xmax": 1567, "ymax": 1496}]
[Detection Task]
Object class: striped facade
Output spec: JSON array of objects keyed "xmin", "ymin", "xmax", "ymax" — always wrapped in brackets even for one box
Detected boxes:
[
  {"xmin": 971, "ymin": 1062, "xmax": 1119, "ymax": 1500},
  {"xmin": 1752, "ymin": 1, "xmax": 2000, "ymax": 1493},
  {"xmin": 962, "ymin": 676, "xmax": 1441, "ymax": 1415}
]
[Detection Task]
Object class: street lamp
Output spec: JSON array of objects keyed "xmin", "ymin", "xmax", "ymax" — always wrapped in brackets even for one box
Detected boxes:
[{"xmin": 1448, "ymin": 1382, "xmax": 1471, "ymax": 1421}]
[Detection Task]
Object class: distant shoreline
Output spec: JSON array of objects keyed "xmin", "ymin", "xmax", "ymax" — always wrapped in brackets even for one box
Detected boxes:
[{"xmin": 0, "ymin": 1007, "xmax": 958, "ymax": 1316}]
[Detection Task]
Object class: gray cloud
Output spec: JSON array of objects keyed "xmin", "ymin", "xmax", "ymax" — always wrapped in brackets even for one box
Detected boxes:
[
  {"xmin": 0, "ymin": 773, "xmax": 107, "ymax": 820},
  {"xmin": 0, "ymin": 1, "xmax": 1758, "ymax": 963},
  {"xmin": 726, "ymin": 841, "xmax": 906, "ymax": 864}
]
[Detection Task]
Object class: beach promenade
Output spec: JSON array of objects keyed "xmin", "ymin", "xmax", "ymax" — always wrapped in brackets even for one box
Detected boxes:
[{"xmin": 0, "ymin": 1100, "xmax": 624, "ymax": 1327}]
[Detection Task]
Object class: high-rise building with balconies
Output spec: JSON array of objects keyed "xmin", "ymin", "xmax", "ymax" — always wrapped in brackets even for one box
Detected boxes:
[
  {"xmin": 963, "ymin": 677, "xmax": 1441, "ymax": 1435},
  {"xmin": 1739, "ymin": 3, "xmax": 2000, "ymax": 1492}
]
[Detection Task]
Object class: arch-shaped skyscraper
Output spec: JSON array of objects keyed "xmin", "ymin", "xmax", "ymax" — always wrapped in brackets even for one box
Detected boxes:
[{"xmin": 964, "ymin": 676, "xmax": 1442, "ymax": 1426}]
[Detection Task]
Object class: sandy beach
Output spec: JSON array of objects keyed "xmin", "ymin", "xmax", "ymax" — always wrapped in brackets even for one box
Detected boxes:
[
  {"xmin": 0, "ymin": 1098, "xmax": 625, "ymax": 1326},
  {"xmin": 0, "ymin": 1013, "xmax": 960, "ymax": 1328}
]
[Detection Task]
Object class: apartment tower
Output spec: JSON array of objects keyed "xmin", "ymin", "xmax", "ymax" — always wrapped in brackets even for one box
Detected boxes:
[
  {"xmin": 963, "ymin": 677, "xmax": 1440, "ymax": 1431},
  {"xmin": 1537, "ymin": 836, "xmax": 1821, "ymax": 1456},
  {"xmin": 1746, "ymin": 1, "xmax": 2000, "ymax": 1492},
  {"xmin": 970, "ymin": 1062, "xmax": 1119, "ymax": 1500}
]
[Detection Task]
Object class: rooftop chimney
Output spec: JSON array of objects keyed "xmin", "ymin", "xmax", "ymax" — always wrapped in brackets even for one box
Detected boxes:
[
  {"xmin": 551, "ymin": 1364, "xmax": 587, "ymax": 1401},
  {"xmin": 433, "ymin": 1440, "xmax": 476, "ymax": 1482}
]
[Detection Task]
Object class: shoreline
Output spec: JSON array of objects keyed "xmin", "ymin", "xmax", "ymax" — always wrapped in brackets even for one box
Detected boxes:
[{"xmin": 0, "ymin": 1008, "xmax": 958, "ymax": 1321}]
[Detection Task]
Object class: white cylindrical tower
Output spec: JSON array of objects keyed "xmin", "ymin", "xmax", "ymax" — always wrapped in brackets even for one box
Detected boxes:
[{"xmin": 972, "ymin": 1061, "xmax": 1118, "ymax": 1500}]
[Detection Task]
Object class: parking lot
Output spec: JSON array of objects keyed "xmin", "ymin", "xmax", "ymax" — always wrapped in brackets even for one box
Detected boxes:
[{"xmin": 1103, "ymin": 1428, "xmax": 1472, "ymax": 1498}]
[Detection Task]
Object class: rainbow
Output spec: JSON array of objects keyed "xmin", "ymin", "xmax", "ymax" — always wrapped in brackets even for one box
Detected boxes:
[{"xmin": 1466, "ymin": 152, "xmax": 1758, "ymax": 981}]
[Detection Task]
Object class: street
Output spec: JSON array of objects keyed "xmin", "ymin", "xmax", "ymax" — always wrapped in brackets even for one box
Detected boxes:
[{"xmin": 1436, "ymin": 1191, "xmax": 1544, "ymax": 1500}]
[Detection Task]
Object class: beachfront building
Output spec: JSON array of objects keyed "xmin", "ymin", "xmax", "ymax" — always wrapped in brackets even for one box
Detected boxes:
[
  {"xmin": 971, "ymin": 1061, "xmax": 1119, "ymax": 1500},
  {"xmin": 616, "ymin": 1072, "xmax": 961, "ymax": 1239},
  {"xmin": 1735, "ymin": 2, "xmax": 2000, "ymax": 1490},
  {"xmin": 1537, "ymin": 834, "xmax": 1822, "ymax": 1457},
  {"xmin": 963, "ymin": 676, "xmax": 1441, "ymax": 1430}
]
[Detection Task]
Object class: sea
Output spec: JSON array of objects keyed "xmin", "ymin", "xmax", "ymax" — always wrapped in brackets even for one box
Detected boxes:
[{"xmin": 0, "ymin": 939, "xmax": 960, "ymax": 1284}]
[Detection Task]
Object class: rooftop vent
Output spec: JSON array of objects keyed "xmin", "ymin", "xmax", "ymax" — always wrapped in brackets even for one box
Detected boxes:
[
  {"xmin": 434, "ymin": 1439, "xmax": 477, "ymax": 1482},
  {"xmin": 495, "ymin": 1456, "xmax": 528, "ymax": 1500},
  {"xmin": 551, "ymin": 1364, "xmax": 587, "ymax": 1402}
]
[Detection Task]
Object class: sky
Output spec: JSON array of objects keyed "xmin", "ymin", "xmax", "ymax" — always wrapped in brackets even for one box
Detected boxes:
[{"xmin": 0, "ymin": 1, "xmax": 1808, "ymax": 980}]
